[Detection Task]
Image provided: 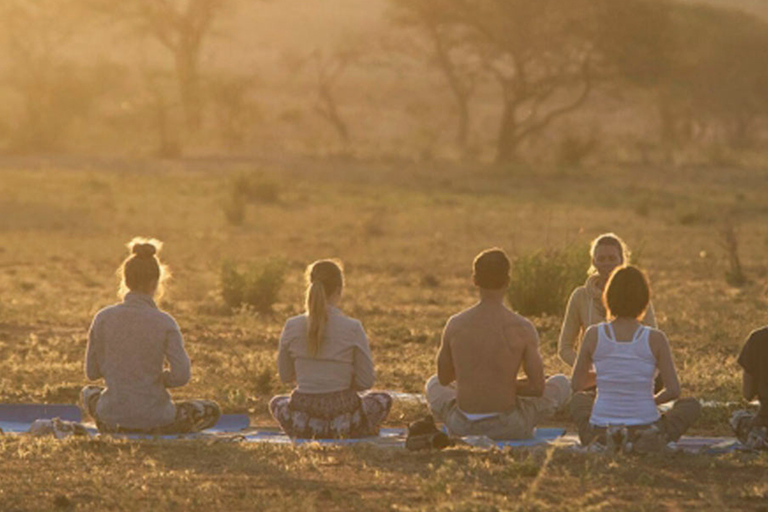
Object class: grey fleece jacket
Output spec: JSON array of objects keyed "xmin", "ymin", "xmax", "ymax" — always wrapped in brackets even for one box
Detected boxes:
[{"xmin": 85, "ymin": 292, "xmax": 190, "ymax": 430}]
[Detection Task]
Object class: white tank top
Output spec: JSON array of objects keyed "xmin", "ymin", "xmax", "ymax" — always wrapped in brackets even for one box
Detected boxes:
[{"xmin": 589, "ymin": 323, "xmax": 660, "ymax": 427}]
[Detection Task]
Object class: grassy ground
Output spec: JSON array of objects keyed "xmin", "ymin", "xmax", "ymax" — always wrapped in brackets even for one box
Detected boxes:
[
  {"xmin": 1, "ymin": 156, "xmax": 768, "ymax": 510},
  {"xmin": 2, "ymin": 436, "xmax": 768, "ymax": 511}
]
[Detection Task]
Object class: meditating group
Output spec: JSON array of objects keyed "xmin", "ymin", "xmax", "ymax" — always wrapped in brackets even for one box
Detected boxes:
[{"xmin": 81, "ymin": 234, "xmax": 768, "ymax": 451}]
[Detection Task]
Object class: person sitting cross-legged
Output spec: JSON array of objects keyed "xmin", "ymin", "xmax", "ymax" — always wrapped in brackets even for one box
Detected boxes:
[
  {"xmin": 570, "ymin": 265, "xmax": 700, "ymax": 452},
  {"xmin": 82, "ymin": 238, "xmax": 221, "ymax": 434},
  {"xmin": 730, "ymin": 325, "xmax": 768, "ymax": 450},
  {"xmin": 269, "ymin": 259, "xmax": 392, "ymax": 439},
  {"xmin": 425, "ymin": 248, "xmax": 570, "ymax": 440}
]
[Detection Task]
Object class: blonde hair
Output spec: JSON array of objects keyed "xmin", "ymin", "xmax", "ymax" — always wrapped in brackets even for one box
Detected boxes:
[
  {"xmin": 305, "ymin": 259, "xmax": 344, "ymax": 357},
  {"xmin": 588, "ymin": 233, "xmax": 630, "ymax": 276},
  {"xmin": 117, "ymin": 237, "xmax": 171, "ymax": 300}
]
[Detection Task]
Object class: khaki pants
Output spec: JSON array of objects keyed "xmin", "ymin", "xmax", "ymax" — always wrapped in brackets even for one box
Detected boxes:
[
  {"xmin": 570, "ymin": 391, "xmax": 701, "ymax": 445},
  {"xmin": 425, "ymin": 374, "xmax": 570, "ymax": 440}
]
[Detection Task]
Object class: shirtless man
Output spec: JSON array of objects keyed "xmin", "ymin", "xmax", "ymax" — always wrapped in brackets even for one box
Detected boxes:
[{"xmin": 425, "ymin": 248, "xmax": 570, "ymax": 439}]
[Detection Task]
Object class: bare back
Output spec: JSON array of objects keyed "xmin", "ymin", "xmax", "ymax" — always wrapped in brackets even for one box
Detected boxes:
[{"xmin": 438, "ymin": 300, "xmax": 544, "ymax": 413}]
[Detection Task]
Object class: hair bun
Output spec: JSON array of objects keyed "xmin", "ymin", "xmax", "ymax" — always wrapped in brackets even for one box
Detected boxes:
[{"xmin": 132, "ymin": 243, "xmax": 157, "ymax": 258}]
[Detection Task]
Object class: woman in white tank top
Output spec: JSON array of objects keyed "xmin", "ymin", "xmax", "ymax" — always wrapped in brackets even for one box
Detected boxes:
[{"xmin": 570, "ymin": 265, "xmax": 701, "ymax": 452}]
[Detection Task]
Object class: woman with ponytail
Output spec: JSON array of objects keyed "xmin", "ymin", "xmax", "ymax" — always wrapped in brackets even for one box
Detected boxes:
[
  {"xmin": 270, "ymin": 260, "xmax": 392, "ymax": 438},
  {"xmin": 82, "ymin": 238, "xmax": 221, "ymax": 434}
]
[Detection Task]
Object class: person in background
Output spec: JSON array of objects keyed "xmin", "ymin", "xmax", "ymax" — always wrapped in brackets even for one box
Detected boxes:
[
  {"xmin": 570, "ymin": 265, "xmax": 700, "ymax": 452},
  {"xmin": 269, "ymin": 259, "xmax": 391, "ymax": 438},
  {"xmin": 558, "ymin": 233, "xmax": 657, "ymax": 368},
  {"xmin": 82, "ymin": 238, "xmax": 221, "ymax": 433},
  {"xmin": 730, "ymin": 325, "xmax": 768, "ymax": 450},
  {"xmin": 425, "ymin": 248, "xmax": 570, "ymax": 440}
]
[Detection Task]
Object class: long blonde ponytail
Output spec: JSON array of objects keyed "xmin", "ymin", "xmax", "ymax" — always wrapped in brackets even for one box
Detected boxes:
[
  {"xmin": 305, "ymin": 260, "xmax": 344, "ymax": 358},
  {"xmin": 306, "ymin": 281, "xmax": 328, "ymax": 357}
]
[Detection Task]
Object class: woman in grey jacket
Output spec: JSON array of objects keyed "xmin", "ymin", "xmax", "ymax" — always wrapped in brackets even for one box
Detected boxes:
[
  {"xmin": 269, "ymin": 259, "xmax": 392, "ymax": 438},
  {"xmin": 82, "ymin": 238, "xmax": 220, "ymax": 433}
]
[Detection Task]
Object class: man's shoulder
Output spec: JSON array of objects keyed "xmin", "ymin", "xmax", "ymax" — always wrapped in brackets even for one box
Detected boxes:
[
  {"xmin": 94, "ymin": 303, "xmax": 120, "ymax": 318},
  {"xmin": 503, "ymin": 310, "xmax": 537, "ymax": 338},
  {"xmin": 743, "ymin": 327, "xmax": 768, "ymax": 355},
  {"xmin": 739, "ymin": 326, "xmax": 768, "ymax": 372},
  {"xmin": 445, "ymin": 305, "xmax": 477, "ymax": 326},
  {"xmin": 450, "ymin": 303, "xmax": 533, "ymax": 322},
  {"xmin": 747, "ymin": 326, "xmax": 768, "ymax": 343}
]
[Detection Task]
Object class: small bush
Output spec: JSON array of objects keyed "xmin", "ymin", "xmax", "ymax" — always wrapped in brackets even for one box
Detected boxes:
[
  {"xmin": 420, "ymin": 273, "xmax": 440, "ymax": 288},
  {"xmin": 247, "ymin": 179, "xmax": 280, "ymax": 203},
  {"xmin": 233, "ymin": 173, "xmax": 280, "ymax": 204},
  {"xmin": 223, "ymin": 173, "xmax": 281, "ymax": 226},
  {"xmin": 208, "ymin": 74, "xmax": 259, "ymax": 150},
  {"xmin": 507, "ymin": 245, "xmax": 586, "ymax": 317},
  {"xmin": 720, "ymin": 222, "xmax": 747, "ymax": 287},
  {"xmin": 675, "ymin": 202, "xmax": 714, "ymax": 226},
  {"xmin": 222, "ymin": 192, "xmax": 247, "ymax": 226},
  {"xmin": 362, "ymin": 211, "xmax": 386, "ymax": 237},
  {"xmin": 556, "ymin": 132, "xmax": 598, "ymax": 168},
  {"xmin": 221, "ymin": 258, "xmax": 287, "ymax": 312},
  {"xmin": 634, "ymin": 197, "xmax": 651, "ymax": 218},
  {"xmin": 255, "ymin": 366, "xmax": 274, "ymax": 395}
]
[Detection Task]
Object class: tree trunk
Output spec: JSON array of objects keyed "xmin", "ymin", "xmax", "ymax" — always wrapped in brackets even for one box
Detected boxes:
[
  {"xmin": 317, "ymin": 84, "xmax": 350, "ymax": 146},
  {"xmin": 456, "ymin": 97, "xmax": 469, "ymax": 151},
  {"xmin": 495, "ymin": 101, "xmax": 520, "ymax": 163},
  {"xmin": 657, "ymin": 91, "xmax": 677, "ymax": 162},
  {"xmin": 175, "ymin": 43, "xmax": 202, "ymax": 131}
]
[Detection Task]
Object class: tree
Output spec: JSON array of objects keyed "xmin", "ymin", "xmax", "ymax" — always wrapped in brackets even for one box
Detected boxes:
[
  {"xmin": 682, "ymin": 6, "xmax": 768, "ymax": 149},
  {"xmin": 389, "ymin": 0, "xmax": 597, "ymax": 163},
  {"xmin": 282, "ymin": 36, "xmax": 368, "ymax": 153},
  {"xmin": 88, "ymin": 0, "xmax": 233, "ymax": 132},
  {"xmin": 0, "ymin": 1, "xmax": 100, "ymax": 152},
  {"xmin": 311, "ymin": 48, "xmax": 357, "ymax": 148},
  {"xmin": 389, "ymin": 0, "xmax": 481, "ymax": 153},
  {"xmin": 599, "ymin": 0, "xmax": 768, "ymax": 155},
  {"xmin": 208, "ymin": 74, "xmax": 260, "ymax": 150},
  {"xmin": 594, "ymin": 0, "xmax": 688, "ymax": 156}
]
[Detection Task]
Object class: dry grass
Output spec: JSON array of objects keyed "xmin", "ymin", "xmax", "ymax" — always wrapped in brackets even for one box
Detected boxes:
[
  {"xmin": 1, "ymin": 437, "xmax": 768, "ymax": 511},
  {"xmin": 1, "ymin": 156, "xmax": 768, "ymax": 509}
]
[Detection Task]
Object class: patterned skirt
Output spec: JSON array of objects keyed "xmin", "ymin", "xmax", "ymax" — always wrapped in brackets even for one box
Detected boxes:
[{"xmin": 269, "ymin": 389, "xmax": 392, "ymax": 439}]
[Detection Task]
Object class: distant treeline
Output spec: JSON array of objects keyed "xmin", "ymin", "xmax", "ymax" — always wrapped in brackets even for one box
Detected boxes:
[{"xmin": 0, "ymin": 0, "xmax": 766, "ymax": 165}]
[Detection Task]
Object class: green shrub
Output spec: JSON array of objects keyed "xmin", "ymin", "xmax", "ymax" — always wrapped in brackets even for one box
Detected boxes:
[
  {"xmin": 222, "ymin": 173, "xmax": 281, "ymax": 226},
  {"xmin": 222, "ymin": 192, "xmax": 247, "ymax": 226},
  {"xmin": 362, "ymin": 211, "xmax": 386, "ymax": 237},
  {"xmin": 420, "ymin": 273, "xmax": 440, "ymax": 288},
  {"xmin": 232, "ymin": 172, "xmax": 280, "ymax": 204},
  {"xmin": 720, "ymin": 223, "xmax": 747, "ymax": 287},
  {"xmin": 254, "ymin": 366, "xmax": 274, "ymax": 395},
  {"xmin": 247, "ymin": 179, "xmax": 280, "ymax": 203},
  {"xmin": 507, "ymin": 245, "xmax": 586, "ymax": 317},
  {"xmin": 556, "ymin": 132, "xmax": 598, "ymax": 168},
  {"xmin": 221, "ymin": 258, "xmax": 287, "ymax": 312}
]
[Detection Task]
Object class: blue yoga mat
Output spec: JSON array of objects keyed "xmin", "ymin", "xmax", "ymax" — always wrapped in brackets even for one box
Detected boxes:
[
  {"xmin": 672, "ymin": 436, "xmax": 745, "ymax": 454},
  {"xmin": 243, "ymin": 427, "xmax": 406, "ymax": 444},
  {"xmin": 0, "ymin": 404, "xmax": 249, "ymax": 437},
  {"xmin": 493, "ymin": 427, "xmax": 566, "ymax": 447},
  {"xmin": 210, "ymin": 414, "xmax": 250, "ymax": 433},
  {"xmin": 242, "ymin": 427, "xmax": 566, "ymax": 446},
  {"xmin": 439, "ymin": 424, "xmax": 565, "ymax": 447},
  {"xmin": 0, "ymin": 404, "xmax": 82, "ymax": 433},
  {"xmin": 94, "ymin": 414, "xmax": 252, "ymax": 439}
]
